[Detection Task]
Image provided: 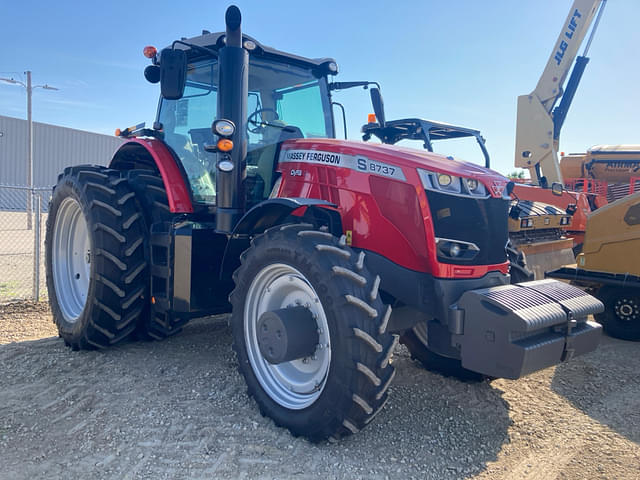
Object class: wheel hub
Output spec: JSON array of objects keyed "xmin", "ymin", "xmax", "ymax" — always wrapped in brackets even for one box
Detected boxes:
[
  {"xmin": 615, "ymin": 298, "xmax": 639, "ymax": 322},
  {"xmin": 245, "ymin": 264, "xmax": 330, "ymax": 410},
  {"xmin": 257, "ymin": 306, "xmax": 319, "ymax": 364}
]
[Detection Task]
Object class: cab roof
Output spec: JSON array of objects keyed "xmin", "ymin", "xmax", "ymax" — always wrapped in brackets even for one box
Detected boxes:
[{"xmin": 170, "ymin": 31, "xmax": 337, "ymax": 72}]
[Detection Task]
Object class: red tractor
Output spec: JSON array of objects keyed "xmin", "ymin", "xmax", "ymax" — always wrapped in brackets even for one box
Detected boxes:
[{"xmin": 45, "ymin": 6, "xmax": 603, "ymax": 441}]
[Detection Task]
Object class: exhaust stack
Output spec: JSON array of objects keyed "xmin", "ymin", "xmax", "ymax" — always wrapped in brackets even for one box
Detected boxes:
[{"xmin": 216, "ymin": 5, "xmax": 248, "ymax": 233}]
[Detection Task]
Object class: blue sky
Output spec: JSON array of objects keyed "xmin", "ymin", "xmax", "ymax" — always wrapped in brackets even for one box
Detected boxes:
[{"xmin": 1, "ymin": 0, "xmax": 638, "ymax": 175}]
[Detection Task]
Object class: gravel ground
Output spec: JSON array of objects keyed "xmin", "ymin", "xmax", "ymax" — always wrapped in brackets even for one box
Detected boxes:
[{"xmin": 0, "ymin": 302, "xmax": 638, "ymax": 479}]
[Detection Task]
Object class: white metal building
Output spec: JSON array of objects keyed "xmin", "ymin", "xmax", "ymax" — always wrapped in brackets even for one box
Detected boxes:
[{"xmin": 0, "ymin": 115, "xmax": 123, "ymax": 209}]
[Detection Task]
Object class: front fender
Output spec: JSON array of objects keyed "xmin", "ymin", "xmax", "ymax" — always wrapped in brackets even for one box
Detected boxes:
[
  {"xmin": 231, "ymin": 197, "xmax": 337, "ymax": 235},
  {"xmin": 220, "ymin": 197, "xmax": 340, "ymax": 281}
]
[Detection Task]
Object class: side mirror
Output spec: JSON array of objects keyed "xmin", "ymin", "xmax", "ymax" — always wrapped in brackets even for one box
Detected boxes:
[
  {"xmin": 369, "ymin": 87, "xmax": 386, "ymax": 127},
  {"xmin": 506, "ymin": 181, "xmax": 515, "ymax": 196},
  {"xmin": 551, "ymin": 182, "xmax": 564, "ymax": 196},
  {"xmin": 160, "ymin": 48, "xmax": 187, "ymax": 100}
]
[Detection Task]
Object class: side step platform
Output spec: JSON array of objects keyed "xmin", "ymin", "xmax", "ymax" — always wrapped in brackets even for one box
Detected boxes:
[
  {"xmin": 454, "ymin": 279, "xmax": 603, "ymax": 379},
  {"xmin": 144, "ymin": 222, "xmax": 189, "ymax": 339}
]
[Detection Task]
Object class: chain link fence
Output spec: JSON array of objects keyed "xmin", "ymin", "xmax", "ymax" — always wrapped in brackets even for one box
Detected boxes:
[{"xmin": 0, "ymin": 185, "xmax": 50, "ymax": 303}]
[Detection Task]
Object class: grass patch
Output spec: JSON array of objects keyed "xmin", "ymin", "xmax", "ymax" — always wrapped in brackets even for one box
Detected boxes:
[{"xmin": 0, "ymin": 281, "xmax": 24, "ymax": 301}]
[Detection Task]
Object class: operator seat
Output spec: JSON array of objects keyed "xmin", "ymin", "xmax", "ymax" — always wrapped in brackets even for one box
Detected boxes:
[{"xmin": 253, "ymin": 124, "xmax": 304, "ymax": 199}]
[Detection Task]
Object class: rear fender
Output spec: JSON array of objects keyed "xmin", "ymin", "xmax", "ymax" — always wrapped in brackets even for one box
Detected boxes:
[
  {"xmin": 220, "ymin": 198, "xmax": 340, "ymax": 280},
  {"xmin": 109, "ymin": 138, "xmax": 194, "ymax": 213}
]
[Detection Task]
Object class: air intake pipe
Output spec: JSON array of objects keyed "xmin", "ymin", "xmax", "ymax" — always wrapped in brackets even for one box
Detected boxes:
[{"xmin": 216, "ymin": 5, "xmax": 248, "ymax": 233}]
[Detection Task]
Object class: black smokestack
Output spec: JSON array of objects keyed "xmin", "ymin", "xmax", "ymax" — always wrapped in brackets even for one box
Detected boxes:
[{"xmin": 216, "ymin": 5, "xmax": 248, "ymax": 233}]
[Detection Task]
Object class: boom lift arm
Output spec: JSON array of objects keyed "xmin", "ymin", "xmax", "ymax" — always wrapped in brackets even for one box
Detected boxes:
[{"xmin": 515, "ymin": 0, "xmax": 606, "ymax": 186}]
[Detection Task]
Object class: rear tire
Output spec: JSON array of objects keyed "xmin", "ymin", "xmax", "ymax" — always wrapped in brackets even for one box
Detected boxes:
[
  {"xmin": 125, "ymin": 169, "xmax": 190, "ymax": 339},
  {"xmin": 230, "ymin": 224, "xmax": 397, "ymax": 441},
  {"xmin": 595, "ymin": 287, "xmax": 640, "ymax": 341},
  {"xmin": 45, "ymin": 166, "xmax": 148, "ymax": 350}
]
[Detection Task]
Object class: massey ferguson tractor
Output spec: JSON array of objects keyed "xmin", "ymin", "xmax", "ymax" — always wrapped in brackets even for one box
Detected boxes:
[{"xmin": 45, "ymin": 6, "xmax": 604, "ymax": 441}]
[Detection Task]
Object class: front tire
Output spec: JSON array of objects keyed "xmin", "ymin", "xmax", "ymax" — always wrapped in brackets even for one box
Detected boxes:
[
  {"xmin": 401, "ymin": 323, "xmax": 484, "ymax": 381},
  {"xmin": 400, "ymin": 243, "xmax": 529, "ymax": 380},
  {"xmin": 230, "ymin": 224, "xmax": 397, "ymax": 441},
  {"xmin": 506, "ymin": 240, "xmax": 534, "ymax": 284},
  {"xmin": 45, "ymin": 166, "xmax": 148, "ymax": 350}
]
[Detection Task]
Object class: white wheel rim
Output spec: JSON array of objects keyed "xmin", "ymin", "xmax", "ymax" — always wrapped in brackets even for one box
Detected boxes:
[
  {"xmin": 413, "ymin": 322, "xmax": 428, "ymax": 345},
  {"xmin": 244, "ymin": 263, "xmax": 330, "ymax": 410},
  {"xmin": 52, "ymin": 197, "xmax": 91, "ymax": 323}
]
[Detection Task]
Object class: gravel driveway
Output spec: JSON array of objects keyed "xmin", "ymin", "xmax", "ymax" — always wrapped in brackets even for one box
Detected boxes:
[{"xmin": 1, "ymin": 302, "xmax": 638, "ymax": 479}]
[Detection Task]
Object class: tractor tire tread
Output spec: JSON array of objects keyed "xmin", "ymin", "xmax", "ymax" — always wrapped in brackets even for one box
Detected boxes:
[
  {"xmin": 229, "ymin": 224, "xmax": 396, "ymax": 441},
  {"xmin": 45, "ymin": 165, "xmax": 149, "ymax": 350}
]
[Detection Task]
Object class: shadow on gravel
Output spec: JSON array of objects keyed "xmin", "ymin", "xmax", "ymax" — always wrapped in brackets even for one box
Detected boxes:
[
  {"xmin": 550, "ymin": 335, "xmax": 640, "ymax": 444},
  {"xmin": 0, "ymin": 317, "xmax": 512, "ymax": 480}
]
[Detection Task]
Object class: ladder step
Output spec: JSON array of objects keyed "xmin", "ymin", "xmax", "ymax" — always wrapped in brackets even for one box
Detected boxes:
[
  {"xmin": 152, "ymin": 264, "xmax": 170, "ymax": 278},
  {"xmin": 150, "ymin": 234, "xmax": 171, "ymax": 247},
  {"xmin": 152, "ymin": 294, "xmax": 170, "ymax": 310}
]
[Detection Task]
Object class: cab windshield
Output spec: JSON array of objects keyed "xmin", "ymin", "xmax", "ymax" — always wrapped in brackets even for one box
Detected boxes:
[{"xmin": 158, "ymin": 56, "xmax": 333, "ymax": 205}]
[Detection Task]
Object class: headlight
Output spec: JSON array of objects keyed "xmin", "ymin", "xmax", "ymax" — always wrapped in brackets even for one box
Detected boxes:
[
  {"xmin": 213, "ymin": 119, "xmax": 235, "ymax": 137},
  {"xmin": 433, "ymin": 173, "xmax": 461, "ymax": 193},
  {"xmin": 520, "ymin": 218, "xmax": 534, "ymax": 228},
  {"xmin": 465, "ymin": 177, "xmax": 486, "ymax": 195},
  {"xmin": 435, "ymin": 237, "xmax": 480, "ymax": 261},
  {"xmin": 243, "ymin": 40, "xmax": 257, "ymax": 51},
  {"xmin": 418, "ymin": 168, "xmax": 487, "ymax": 197},
  {"xmin": 438, "ymin": 174, "xmax": 452, "ymax": 187}
]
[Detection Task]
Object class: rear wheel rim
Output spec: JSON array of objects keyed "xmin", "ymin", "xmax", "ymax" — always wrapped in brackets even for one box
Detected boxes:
[
  {"xmin": 614, "ymin": 296, "xmax": 639, "ymax": 322},
  {"xmin": 52, "ymin": 197, "xmax": 91, "ymax": 323},
  {"xmin": 244, "ymin": 263, "xmax": 330, "ymax": 410}
]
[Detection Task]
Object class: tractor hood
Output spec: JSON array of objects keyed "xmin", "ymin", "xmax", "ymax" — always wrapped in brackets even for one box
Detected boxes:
[{"xmin": 280, "ymin": 138, "xmax": 509, "ymax": 196}]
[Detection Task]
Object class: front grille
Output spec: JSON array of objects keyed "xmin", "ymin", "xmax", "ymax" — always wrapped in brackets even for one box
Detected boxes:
[{"xmin": 425, "ymin": 190, "xmax": 508, "ymax": 265}]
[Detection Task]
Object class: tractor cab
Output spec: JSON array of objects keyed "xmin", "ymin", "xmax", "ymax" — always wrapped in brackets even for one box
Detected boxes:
[{"xmin": 152, "ymin": 34, "xmax": 336, "ymax": 209}]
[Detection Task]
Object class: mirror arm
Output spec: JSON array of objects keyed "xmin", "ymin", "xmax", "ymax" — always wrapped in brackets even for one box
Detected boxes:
[
  {"xmin": 332, "ymin": 102, "xmax": 348, "ymax": 139},
  {"xmin": 329, "ymin": 81, "xmax": 380, "ymax": 91}
]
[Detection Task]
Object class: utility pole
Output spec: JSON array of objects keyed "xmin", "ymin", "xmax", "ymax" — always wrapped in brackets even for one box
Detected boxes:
[
  {"xmin": 0, "ymin": 71, "xmax": 58, "ymax": 229},
  {"xmin": 26, "ymin": 71, "xmax": 33, "ymax": 229}
]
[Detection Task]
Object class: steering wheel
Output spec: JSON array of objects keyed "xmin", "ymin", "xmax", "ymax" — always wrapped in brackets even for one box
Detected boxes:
[{"xmin": 248, "ymin": 108, "xmax": 280, "ymax": 134}]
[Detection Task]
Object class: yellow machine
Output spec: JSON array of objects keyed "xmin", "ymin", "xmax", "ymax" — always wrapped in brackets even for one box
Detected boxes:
[
  {"xmin": 561, "ymin": 145, "xmax": 640, "ymax": 201},
  {"xmin": 547, "ymin": 192, "xmax": 640, "ymax": 340},
  {"xmin": 508, "ymin": 195, "xmax": 575, "ymax": 280}
]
